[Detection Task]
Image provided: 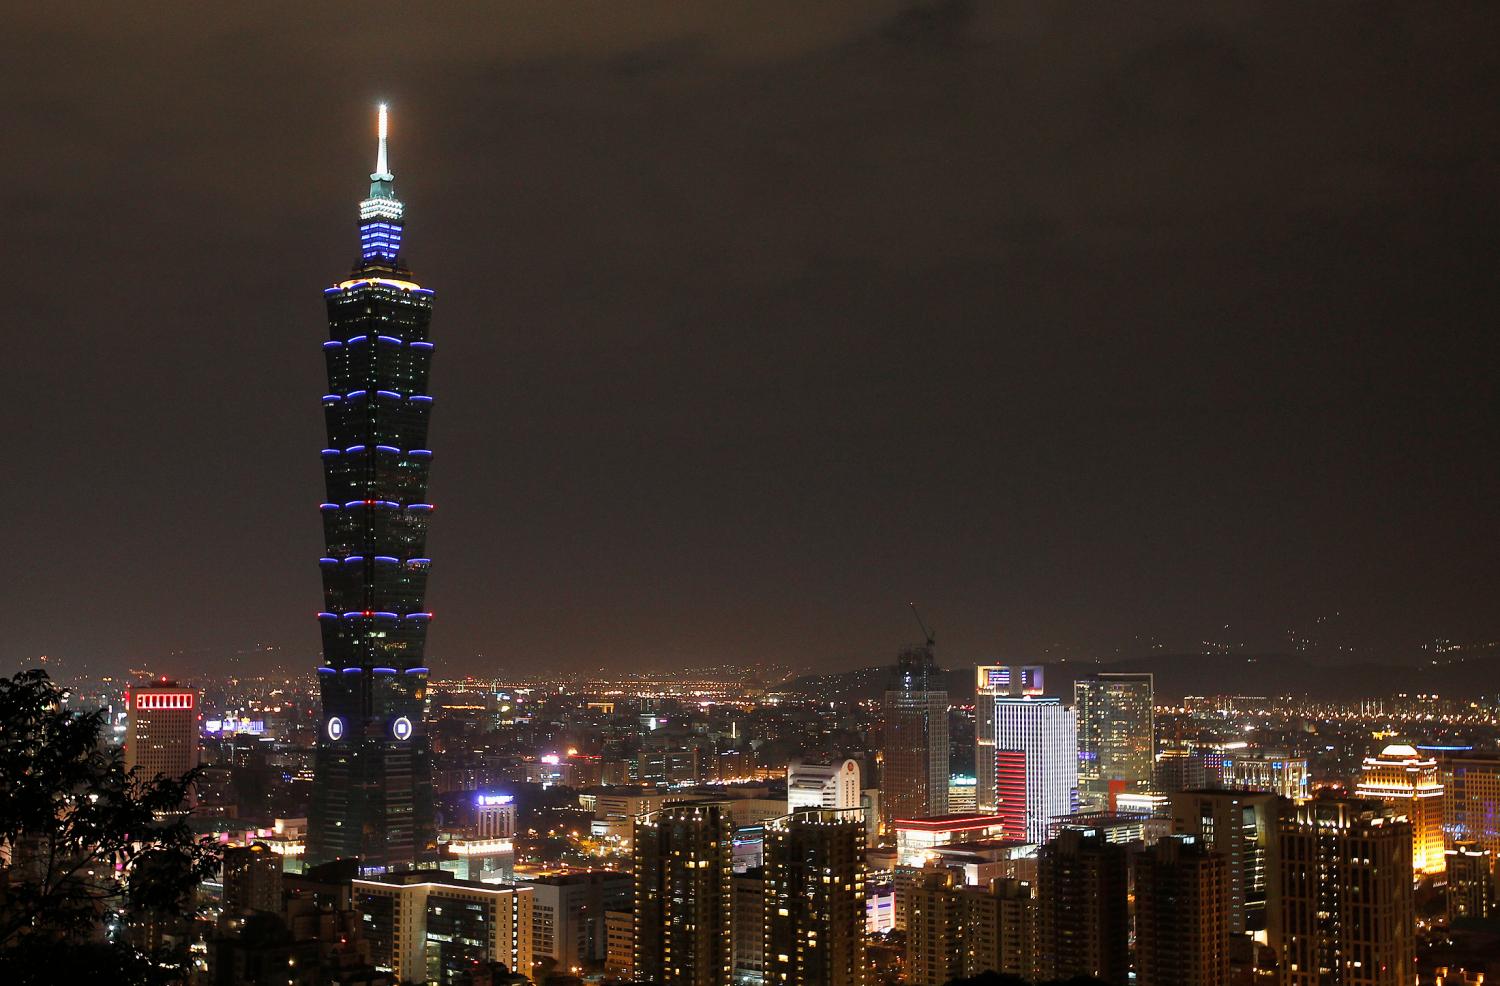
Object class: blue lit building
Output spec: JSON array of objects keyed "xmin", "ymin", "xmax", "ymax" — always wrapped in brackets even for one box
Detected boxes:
[{"xmin": 307, "ymin": 106, "xmax": 438, "ymax": 871}]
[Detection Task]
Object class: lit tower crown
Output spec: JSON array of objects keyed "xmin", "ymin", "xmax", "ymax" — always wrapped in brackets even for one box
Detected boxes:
[
  {"xmin": 359, "ymin": 104, "xmax": 405, "ymax": 261},
  {"xmin": 308, "ymin": 104, "xmax": 438, "ymax": 872}
]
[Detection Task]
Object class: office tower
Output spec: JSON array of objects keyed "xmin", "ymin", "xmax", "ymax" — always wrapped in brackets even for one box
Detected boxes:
[
  {"xmin": 125, "ymin": 680, "xmax": 200, "ymax": 808},
  {"xmin": 974, "ymin": 666, "xmax": 1043, "ymax": 811},
  {"xmin": 633, "ymin": 802, "xmax": 734, "ymax": 986},
  {"xmin": 1446, "ymin": 842, "xmax": 1494, "ymax": 921},
  {"xmin": 1223, "ymin": 752, "xmax": 1311, "ymax": 802},
  {"xmin": 991, "ymin": 697, "xmax": 1077, "ymax": 842},
  {"xmin": 763, "ymin": 808, "xmax": 867, "ymax": 986},
  {"xmin": 519, "ymin": 872, "xmax": 632, "ymax": 975},
  {"xmin": 787, "ymin": 758, "xmax": 862, "ymax": 811},
  {"xmin": 308, "ymin": 105, "xmax": 439, "ymax": 871},
  {"xmin": 732, "ymin": 871, "xmax": 764, "ymax": 985},
  {"xmin": 1169, "ymin": 789, "xmax": 1279, "ymax": 936},
  {"xmin": 475, "ymin": 793, "xmax": 518, "ymax": 838},
  {"xmin": 1440, "ymin": 751, "xmax": 1500, "ymax": 857},
  {"xmin": 947, "ymin": 775, "xmax": 978, "ymax": 814},
  {"xmin": 1275, "ymin": 798, "xmax": 1415, "ymax": 986},
  {"xmin": 1035, "ymin": 828, "xmax": 1129, "ymax": 985},
  {"xmin": 880, "ymin": 647, "xmax": 949, "ymax": 827},
  {"xmin": 1134, "ymin": 834, "xmax": 1230, "ymax": 986},
  {"xmin": 1354, "ymin": 743, "xmax": 1445, "ymax": 875},
  {"xmin": 353, "ymin": 871, "xmax": 533, "ymax": 985},
  {"xmin": 1074, "ymin": 673, "xmax": 1155, "ymax": 802},
  {"xmin": 1153, "ymin": 745, "xmax": 1206, "ymax": 794},
  {"xmin": 222, "ymin": 843, "xmax": 284, "ymax": 914}
]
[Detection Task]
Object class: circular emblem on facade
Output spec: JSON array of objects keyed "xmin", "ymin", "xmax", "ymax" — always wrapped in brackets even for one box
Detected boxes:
[
  {"xmin": 392, "ymin": 716, "xmax": 413, "ymax": 741},
  {"xmin": 326, "ymin": 716, "xmax": 344, "ymax": 741}
]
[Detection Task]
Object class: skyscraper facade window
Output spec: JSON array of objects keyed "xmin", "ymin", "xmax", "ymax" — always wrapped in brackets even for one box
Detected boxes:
[{"xmin": 307, "ymin": 106, "xmax": 438, "ymax": 871}]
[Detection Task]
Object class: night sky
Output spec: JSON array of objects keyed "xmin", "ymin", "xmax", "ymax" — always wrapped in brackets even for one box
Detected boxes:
[{"xmin": 8, "ymin": 3, "xmax": 1500, "ymax": 677}]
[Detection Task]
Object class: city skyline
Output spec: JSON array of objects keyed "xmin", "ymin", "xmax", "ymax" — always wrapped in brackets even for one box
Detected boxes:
[{"xmin": 8, "ymin": 4, "xmax": 1500, "ymax": 679}]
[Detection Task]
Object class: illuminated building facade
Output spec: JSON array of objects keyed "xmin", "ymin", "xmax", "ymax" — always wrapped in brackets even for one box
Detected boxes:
[
  {"xmin": 787, "ymin": 758, "xmax": 862, "ymax": 811},
  {"xmin": 1074, "ymin": 673, "xmax": 1155, "ymax": 802},
  {"xmin": 1354, "ymin": 744, "xmax": 1444, "ymax": 875},
  {"xmin": 893, "ymin": 814, "xmax": 1007, "ymax": 867},
  {"xmin": 974, "ymin": 665, "xmax": 1043, "ymax": 812},
  {"xmin": 880, "ymin": 648, "xmax": 949, "ymax": 827},
  {"xmin": 125, "ymin": 680, "xmax": 200, "ymax": 808},
  {"xmin": 1440, "ymin": 751, "xmax": 1500, "ymax": 858},
  {"xmin": 992, "ymin": 697, "xmax": 1077, "ymax": 842},
  {"xmin": 763, "ymin": 808, "xmax": 867, "ymax": 986},
  {"xmin": 633, "ymin": 802, "xmax": 734, "ymax": 986},
  {"xmin": 1275, "ymin": 798, "xmax": 1414, "ymax": 986},
  {"xmin": 354, "ymin": 871, "xmax": 532, "ymax": 985},
  {"xmin": 1222, "ymin": 752, "xmax": 1310, "ymax": 802},
  {"xmin": 308, "ymin": 106, "xmax": 438, "ymax": 871}
]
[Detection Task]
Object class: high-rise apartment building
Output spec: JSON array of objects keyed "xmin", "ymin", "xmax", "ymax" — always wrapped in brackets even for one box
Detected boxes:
[
  {"xmin": 633, "ymin": 802, "xmax": 734, "ymax": 986},
  {"xmin": 1446, "ymin": 841, "xmax": 1494, "ymax": 921},
  {"xmin": 1275, "ymin": 798, "xmax": 1415, "ymax": 986},
  {"xmin": 1169, "ymin": 789, "xmax": 1279, "ymax": 936},
  {"xmin": 125, "ymin": 680, "xmax": 200, "ymax": 808},
  {"xmin": 1354, "ymin": 744, "xmax": 1444, "ymax": 875},
  {"xmin": 354, "ymin": 870, "xmax": 532, "ymax": 985},
  {"xmin": 904, "ymin": 873, "xmax": 1038, "ymax": 983},
  {"xmin": 1074, "ymin": 673, "xmax": 1155, "ymax": 801},
  {"xmin": 991, "ymin": 697, "xmax": 1077, "ymax": 842},
  {"xmin": 1134, "ymin": 834, "xmax": 1230, "ymax": 986},
  {"xmin": 308, "ymin": 105, "xmax": 438, "ymax": 871},
  {"xmin": 974, "ymin": 665, "xmax": 1043, "ymax": 812},
  {"xmin": 732, "ymin": 871, "xmax": 764, "ymax": 985},
  {"xmin": 222, "ymin": 843, "xmax": 284, "ymax": 915},
  {"xmin": 763, "ymin": 808, "xmax": 866, "ymax": 986},
  {"xmin": 880, "ymin": 648, "xmax": 948, "ymax": 827},
  {"xmin": 787, "ymin": 758, "xmax": 861, "ymax": 811},
  {"xmin": 1035, "ymin": 828, "xmax": 1129, "ymax": 985}
]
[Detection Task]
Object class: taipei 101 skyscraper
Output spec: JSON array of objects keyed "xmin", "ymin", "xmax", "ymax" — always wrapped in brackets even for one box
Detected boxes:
[{"xmin": 307, "ymin": 106, "xmax": 438, "ymax": 870}]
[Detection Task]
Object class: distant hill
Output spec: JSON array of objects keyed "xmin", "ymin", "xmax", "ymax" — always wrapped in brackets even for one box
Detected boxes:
[{"xmin": 786, "ymin": 652, "xmax": 1500, "ymax": 702}]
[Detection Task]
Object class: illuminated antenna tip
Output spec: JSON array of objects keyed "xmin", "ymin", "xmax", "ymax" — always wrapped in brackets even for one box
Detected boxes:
[{"xmin": 373, "ymin": 103, "xmax": 393, "ymax": 181}]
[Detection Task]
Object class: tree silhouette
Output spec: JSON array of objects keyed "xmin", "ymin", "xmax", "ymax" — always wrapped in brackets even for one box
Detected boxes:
[{"xmin": 0, "ymin": 670, "xmax": 220, "ymax": 984}]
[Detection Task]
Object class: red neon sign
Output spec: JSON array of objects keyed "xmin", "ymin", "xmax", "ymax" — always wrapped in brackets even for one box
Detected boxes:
[{"xmin": 135, "ymin": 692, "xmax": 195, "ymax": 710}]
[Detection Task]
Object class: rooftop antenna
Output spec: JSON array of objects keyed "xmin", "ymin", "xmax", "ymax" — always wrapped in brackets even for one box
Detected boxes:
[
  {"xmin": 909, "ymin": 602, "xmax": 935, "ymax": 648},
  {"xmin": 372, "ymin": 103, "xmax": 393, "ymax": 182}
]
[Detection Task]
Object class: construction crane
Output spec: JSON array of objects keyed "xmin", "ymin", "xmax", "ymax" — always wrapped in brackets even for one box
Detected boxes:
[{"xmin": 909, "ymin": 602, "xmax": 935, "ymax": 648}]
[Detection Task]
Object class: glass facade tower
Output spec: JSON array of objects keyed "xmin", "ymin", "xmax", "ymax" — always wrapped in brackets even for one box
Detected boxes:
[{"xmin": 307, "ymin": 106, "xmax": 438, "ymax": 871}]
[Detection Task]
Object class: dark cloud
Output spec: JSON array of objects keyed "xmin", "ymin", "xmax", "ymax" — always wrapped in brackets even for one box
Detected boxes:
[{"xmin": 4, "ymin": 2, "xmax": 1500, "ymax": 676}]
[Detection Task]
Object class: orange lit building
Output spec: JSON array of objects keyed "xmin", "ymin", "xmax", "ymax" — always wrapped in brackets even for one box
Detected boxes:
[{"xmin": 1354, "ymin": 744, "xmax": 1444, "ymax": 875}]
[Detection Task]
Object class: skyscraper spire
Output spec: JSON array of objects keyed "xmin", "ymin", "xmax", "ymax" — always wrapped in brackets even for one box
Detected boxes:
[
  {"xmin": 372, "ymin": 103, "xmax": 393, "ymax": 182},
  {"xmin": 359, "ymin": 103, "xmax": 404, "ymax": 264}
]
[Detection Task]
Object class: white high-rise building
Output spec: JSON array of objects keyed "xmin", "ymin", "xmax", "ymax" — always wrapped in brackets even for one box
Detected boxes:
[
  {"xmin": 788, "ymin": 758, "xmax": 862, "ymax": 811},
  {"xmin": 975, "ymin": 666, "xmax": 1044, "ymax": 811},
  {"xmin": 992, "ymin": 697, "xmax": 1077, "ymax": 843}
]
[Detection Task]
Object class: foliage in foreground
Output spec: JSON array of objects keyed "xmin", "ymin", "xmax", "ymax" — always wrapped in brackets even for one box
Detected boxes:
[{"xmin": 0, "ymin": 670, "xmax": 220, "ymax": 984}]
